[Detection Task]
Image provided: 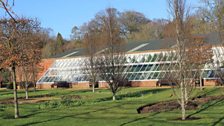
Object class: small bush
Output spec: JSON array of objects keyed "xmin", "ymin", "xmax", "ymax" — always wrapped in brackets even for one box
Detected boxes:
[
  {"xmin": 6, "ymin": 83, "xmax": 13, "ymax": 89},
  {"xmin": 18, "ymin": 81, "xmax": 34, "ymax": 89},
  {"xmin": 39, "ymin": 100, "xmax": 61, "ymax": 109},
  {"xmin": 61, "ymin": 95, "xmax": 74, "ymax": 107},
  {"xmin": 39, "ymin": 95, "xmax": 85, "ymax": 109},
  {"xmin": 54, "ymin": 81, "xmax": 70, "ymax": 88},
  {"xmin": 0, "ymin": 105, "xmax": 6, "ymax": 111},
  {"xmin": 2, "ymin": 112, "xmax": 14, "ymax": 119}
]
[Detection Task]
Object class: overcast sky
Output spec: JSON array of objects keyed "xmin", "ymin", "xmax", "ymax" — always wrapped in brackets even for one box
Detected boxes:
[{"xmin": 10, "ymin": 0, "xmax": 200, "ymax": 39}]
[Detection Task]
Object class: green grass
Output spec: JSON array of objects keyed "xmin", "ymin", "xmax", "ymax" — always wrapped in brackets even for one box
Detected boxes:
[{"xmin": 0, "ymin": 87, "xmax": 224, "ymax": 126}]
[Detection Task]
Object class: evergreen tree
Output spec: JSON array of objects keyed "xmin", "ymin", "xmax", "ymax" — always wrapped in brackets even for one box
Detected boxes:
[{"xmin": 56, "ymin": 32, "xmax": 64, "ymax": 53}]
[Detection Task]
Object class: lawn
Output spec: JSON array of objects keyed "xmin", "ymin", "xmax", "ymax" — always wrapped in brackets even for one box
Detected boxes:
[{"xmin": 0, "ymin": 87, "xmax": 224, "ymax": 126}]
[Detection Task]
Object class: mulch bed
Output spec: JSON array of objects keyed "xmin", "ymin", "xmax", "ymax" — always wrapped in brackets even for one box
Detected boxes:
[
  {"xmin": 137, "ymin": 95, "xmax": 224, "ymax": 114},
  {"xmin": 0, "ymin": 97, "xmax": 54, "ymax": 104},
  {"xmin": 0, "ymin": 94, "xmax": 83, "ymax": 104}
]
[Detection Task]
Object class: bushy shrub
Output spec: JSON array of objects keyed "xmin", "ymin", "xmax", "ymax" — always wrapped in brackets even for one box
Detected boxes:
[
  {"xmin": 18, "ymin": 81, "xmax": 33, "ymax": 89},
  {"xmin": 39, "ymin": 100, "xmax": 61, "ymax": 109},
  {"xmin": 39, "ymin": 95, "xmax": 85, "ymax": 109},
  {"xmin": 61, "ymin": 95, "xmax": 74, "ymax": 107},
  {"xmin": 54, "ymin": 81, "xmax": 70, "ymax": 88},
  {"xmin": 6, "ymin": 83, "xmax": 13, "ymax": 89},
  {"xmin": 0, "ymin": 105, "xmax": 6, "ymax": 111}
]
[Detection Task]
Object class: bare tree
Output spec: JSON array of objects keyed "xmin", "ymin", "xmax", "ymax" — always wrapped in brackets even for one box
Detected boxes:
[
  {"xmin": 0, "ymin": 17, "xmax": 41, "ymax": 118},
  {"xmin": 167, "ymin": 0, "xmax": 197, "ymax": 120},
  {"xmin": 200, "ymin": 0, "xmax": 224, "ymax": 44},
  {"xmin": 0, "ymin": 19, "xmax": 20, "ymax": 119},
  {"xmin": 83, "ymin": 26, "xmax": 100, "ymax": 93},
  {"xmin": 18, "ymin": 18, "xmax": 42, "ymax": 99},
  {"xmin": 95, "ymin": 8, "xmax": 128, "ymax": 101},
  {"xmin": 199, "ymin": 0, "xmax": 224, "ymax": 84},
  {"xmin": 0, "ymin": 0, "xmax": 21, "ymax": 119},
  {"xmin": 186, "ymin": 37, "xmax": 213, "ymax": 90}
]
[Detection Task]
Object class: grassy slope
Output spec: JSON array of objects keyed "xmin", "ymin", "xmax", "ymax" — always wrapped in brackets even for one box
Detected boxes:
[{"xmin": 0, "ymin": 87, "xmax": 224, "ymax": 126}]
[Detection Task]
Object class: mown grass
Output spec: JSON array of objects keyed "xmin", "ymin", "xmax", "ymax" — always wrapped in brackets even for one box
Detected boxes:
[{"xmin": 0, "ymin": 87, "xmax": 224, "ymax": 126}]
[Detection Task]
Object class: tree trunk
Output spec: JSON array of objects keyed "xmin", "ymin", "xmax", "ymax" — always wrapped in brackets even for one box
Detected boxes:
[
  {"xmin": 23, "ymin": 66, "xmax": 29, "ymax": 99},
  {"xmin": 112, "ymin": 93, "xmax": 116, "ymax": 101},
  {"xmin": 199, "ymin": 72, "xmax": 203, "ymax": 90},
  {"xmin": 181, "ymin": 82, "xmax": 186, "ymax": 120},
  {"xmin": 12, "ymin": 64, "xmax": 19, "ymax": 118},
  {"xmin": 184, "ymin": 82, "xmax": 188, "ymax": 102},
  {"xmin": 25, "ymin": 81, "xmax": 28, "ymax": 100},
  {"xmin": 32, "ymin": 63, "xmax": 36, "ymax": 91},
  {"xmin": 92, "ymin": 82, "xmax": 95, "ymax": 93}
]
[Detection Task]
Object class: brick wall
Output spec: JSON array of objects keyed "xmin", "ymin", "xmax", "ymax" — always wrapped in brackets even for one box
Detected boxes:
[
  {"xmin": 130, "ymin": 80, "xmax": 157, "ymax": 87},
  {"xmin": 204, "ymin": 79, "xmax": 217, "ymax": 86},
  {"xmin": 98, "ymin": 80, "xmax": 158, "ymax": 88},
  {"xmin": 37, "ymin": 59, "xmax": 55, "ymax": 80},
  {"xmin": 36, "ymin": 83, "xmax": 54, "ymax": 89},
  {"xmin": 71, "ymin": 82, "xmax": 90, "ymax": 89},
  {"xmin": 98, "ymin": 82, "xmax": 109, "ymax": 88}
]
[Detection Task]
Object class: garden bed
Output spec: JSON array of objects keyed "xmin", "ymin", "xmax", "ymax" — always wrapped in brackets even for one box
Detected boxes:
[{"xmin": 137, "ymin": 95, "xmax": 224, "ymax": 114}]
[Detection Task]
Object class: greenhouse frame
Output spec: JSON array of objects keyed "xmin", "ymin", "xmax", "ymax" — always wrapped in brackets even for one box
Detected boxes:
[{"xmin": 36, "ymin": 33, "xmax": 224, "ymax": 88}]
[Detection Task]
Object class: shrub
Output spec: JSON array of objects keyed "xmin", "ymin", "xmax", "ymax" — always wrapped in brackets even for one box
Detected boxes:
[
  {"xmin": 39, "ymin": 100, "xmax": 61, "ymax": 109},
  {"xmin": 61, "ymin": 95, "xmax": 74, "ymax": 107},
  {"xmin": 54, "ymin": 81, "xmax": 70, "ymax": 88},
  {"xmin": 39, "ymin": 95, "xmax": 85, "ymax": 109},
  {"xmin": 18, "ymin": 81, "xmax": 34, "ymax": 89},
  {"xmin": 0, "ymin": 105, "xmax": 6, "ymax": 111},
  {"xmin": 6, "ymin": 83, "xmax": 13, "ymax": 89}
]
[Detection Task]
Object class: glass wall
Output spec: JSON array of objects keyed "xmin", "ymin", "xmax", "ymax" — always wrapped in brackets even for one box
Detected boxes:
[{"xmin": 37, "ymin": 47, "xmax": 222, "ymax": 84}]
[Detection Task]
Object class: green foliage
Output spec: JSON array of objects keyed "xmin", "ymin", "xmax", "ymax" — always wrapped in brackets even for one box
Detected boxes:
[
  {"xmin": 39, "ymin": 95, "xmax": 85, "ymax": 109},
  {"xmin": 41, "ymin": 40, "xmax": 56, "ymax": 58},
  {"xmin": 0, "ymin": 105, "xmax": 6, "ymax": 112},
  {"xmin": 146, "ymin": 54, "xmax": 152, "ymax": 62},
  {"xmin": 0, "ymin": 69, "xmax": 11, "ymax": 84},
  {"xmin": 151, "ymin": 54, "xmax": 158, "ymax": 62},
  {"xmin": 56, "ymin": 33, "xmax": 64, "ymax": 47},
  {"xmin": 6, "ymin": 83, "xmax": 13, "ymax": 89}
]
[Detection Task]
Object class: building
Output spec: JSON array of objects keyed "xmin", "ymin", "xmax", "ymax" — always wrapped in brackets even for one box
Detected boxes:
[{"xmin": 36, "ymin": 33, "xmax": 224, "ymax": 89}]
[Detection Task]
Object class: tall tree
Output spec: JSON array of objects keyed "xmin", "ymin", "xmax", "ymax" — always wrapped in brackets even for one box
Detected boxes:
[
  {"xmin": 56, "ymin": 32, "xmax": 64, "ymax": 53},
  {"xmin": 56, "ymin": 32, "xmax": 64, "ymax": 46},
  {"xmin": 0, "ymin": 19, "xmax": 21, "ymax": 119},
  {"xmin": 96, "ymin": 8, "xmax": 128, "ymax": 101},
  {"xmin": 120, "ymin": 11, "xmax": 150, "ymax": 34},
  {"xmin": 83, "ymin": 32, "xmax": 99, "ymax": 93},
  {"xmin": 18, "ymin": 18, "xmax": 42, "ymax": 98},
  {"xmin": 200, "ymin": 0, "xmax": 224, "ymax": 43},
  {"xmin": 186, "ymin": 37, "xmax": 213, "ymax": 90},
  {"xmin": 167, "ymin": 0, "xmax": 196, "ymax": 120},
  {"xmin": 70, "ymin": 26, "xmax": 82, "ymax": 40},
  {"xmin": 199, "ymin": 0, "xmax": 224, "ymax": 84},
  {"xmin": 0, "ymin": 0, "xmax": 19, "ymax": 119}
]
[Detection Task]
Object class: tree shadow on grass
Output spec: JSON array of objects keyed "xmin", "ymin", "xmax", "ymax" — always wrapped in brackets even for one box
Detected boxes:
[
  {"xmin": 201, "ymin": 88, "xmax": 220, "ymax": 96},
  {"xmin": 0, "ymin": 89, "xmax": 12, "ymax": 94},
  {"xmin": 17, "ymin": 104, "xmax": 125, "ymax": 126},
  {"xmin": 211, "ymin": 115, "xmax": 224, "ymax": 126},
  {"xmin": 20, "ymin": 111, "xmax": 45, "ymax": 118},
  {"xmin": 0, "ymin": 90, "xmax": 50, "ymax": 100},
  {"xmin": 187, "ymin": 98, "xmax": 224, "ymax": 119},
  {"xmin": 119, "ymin": 112, "xmax": 160, "ymax": 126},
  {"xmin": 97, "ymin": 88, "xmax": 169, "ymax": 102}
]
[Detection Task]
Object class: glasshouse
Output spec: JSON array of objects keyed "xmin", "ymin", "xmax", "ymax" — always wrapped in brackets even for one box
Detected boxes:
[{"xmin": 36, "ymin": 34, "xmax": 224, "ymax": 89}]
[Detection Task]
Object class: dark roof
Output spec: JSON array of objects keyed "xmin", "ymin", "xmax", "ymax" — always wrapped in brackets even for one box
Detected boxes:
[
  {"xmin": 135, "ymin": 38, "xmax": 175, "ymax": 51},
  {"xmin": 204, "ymin": 32, "xmax": 221, "ymax": 45},
  {"xmin": 50, "ymin": 33, "xmax": 220, "ymax": 59},
  {"xmin": 51, "ymin": 48, "xmax": 86, "ymax": 58}
]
